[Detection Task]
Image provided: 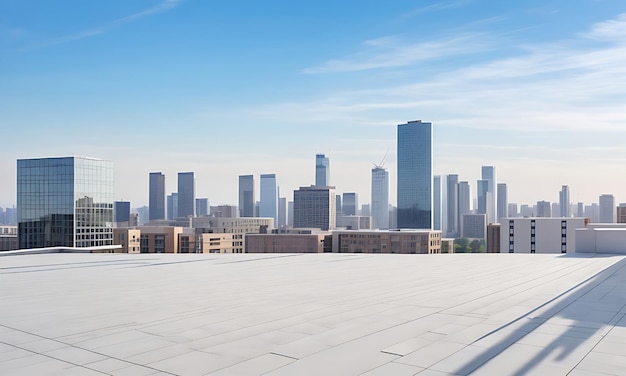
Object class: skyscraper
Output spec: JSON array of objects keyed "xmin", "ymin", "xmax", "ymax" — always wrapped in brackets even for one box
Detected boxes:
[
  {"xmin": 293, "ymin": 185, "xmax": 336, "ymax": 230},
  {"xmin": 481, "ymin": 166, "xmax": 496, "ymax": 223},
  {"xmin": 458, "ymin": 181, "xmax": 471, "ymax": 222},
  {"xmin": 433, "ymin": 175, "xmax": 442, "ymax": 231},
  {"xmin": 371, "ymin": 166, "xmax": 389, "ymax": 230},
  {"xmin": 342, "ymin": 193, "xmax": 358, "ymax": 216},
  {"xmin": 177, "ymin": 172, "xmax": 195, "ymax": 218},
  {"xmin": 559, "ymin": 186, "xmax": 570, "ymax": 217},
  {"xmin": 260, "ymin": 174, "xmax": 278, "ymax": 224},
  {"xmin": 167, "ymin": 193, "xmax": 178, "ymax": 220},
  {"xmin": 17, "ymin": 156, "xmax": 114, "ymax": 249},
  {"xmin": 149, "ymin": 172, "xmax": 166, "ymax": 221},
  {"xmin": 497, "ymin": 183, "xmax": 508, "ymax": 223},
  {"xmin": 447, "ymin": 174, "xmax": 459, "ymax": 237},
  {"xmin": 238, "ymin": 175, "xmax": 255, "ymax": 217},
  {"xmin": 315, "ymin": 154, "xmax": 330, "ymax": 186},
  {"xmin": 599, "ymin": 194, "xmax": 616, "ymax": 223},
  {"xmin": 397, "ymin": 120, "xmax": 432, "ymax": 229},
  {"xmin": 195, "ymin": 198, "xmax": 209, "ymax": 217},
  {"xmin": 477, "ymin": 180, "xmax": 489, "ymax": 217},
  {"xmin": 114, "ymin": 201, "xmax": 131, "ymax": 223}
]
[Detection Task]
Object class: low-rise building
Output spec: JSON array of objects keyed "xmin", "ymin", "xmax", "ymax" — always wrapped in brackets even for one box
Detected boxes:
[
  {"xmin": 501, "ymin": 217, "xmax": 589, "ymax": 254},
  {"xmin": 331, "ymin": 230, "xmax": 441, "ymax": 254},
  {"xmin": 246, "ymin": 233, "xmax": 329, "ymax": 253},
  {"xmin": 576, "ymin": 223, "xmax": 626, "ymax": 254},
  {"xmin": 112, "ymin": 228, "xmax": 141, "ymax": 253},
  {"xmin": 336, "ymin": 215, "xmax": 372, "ymax": 230},
  {"xmin": 0, "ymin": 225, "xmax": 18, "ymax": 251},
  {"xmin": 138, "ymin": 226, "xmax": 183, "ymax": 253}
]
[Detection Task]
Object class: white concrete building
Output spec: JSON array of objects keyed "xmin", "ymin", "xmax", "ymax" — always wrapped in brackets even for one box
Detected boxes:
[
  {"xmin": 576, "ymin": 223, "xmax": 626, "ymax": 254},
  {"xmin": 501, "ymin": 217, "xmax": 588, "ymax": 254}
]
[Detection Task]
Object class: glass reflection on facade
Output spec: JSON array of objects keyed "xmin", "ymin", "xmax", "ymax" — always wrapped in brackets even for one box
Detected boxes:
[
  {"xmin": 397, "ymin": 120, "xmax": 432, "ymax": 229},
  {"xmin": 17, "ymin": 157, "xmax": 114, "ymax": 249}
]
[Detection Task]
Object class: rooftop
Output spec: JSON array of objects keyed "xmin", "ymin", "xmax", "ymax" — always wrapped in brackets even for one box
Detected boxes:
[{"xmin": 2, "ymin": 253, "xmax": 626, "ymax": 375}]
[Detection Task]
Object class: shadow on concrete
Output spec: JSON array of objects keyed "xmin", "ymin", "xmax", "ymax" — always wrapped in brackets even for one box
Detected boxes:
[{"xmin": 452, "ymin": 256, "xmax": 626, "ymax": 375}]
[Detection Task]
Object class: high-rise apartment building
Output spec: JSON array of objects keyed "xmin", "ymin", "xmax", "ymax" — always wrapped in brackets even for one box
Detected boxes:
[
  {"xmin": 149, "ymin": 172, "xmax": 166, "ymax": 221},
  {"xmin": 315, "ymin": 154, "xmax": 330, "ymax": 186},
  {"xmin": 238, "ymin": 175, "xmax": 255, "ymax": 218},
  {"xmin": 260, "ymin": 174, "xmax": 278, "ymax": 224},
  {"xmin": 497, "ymin": 183, "xmax": 508, "ymax": 224},
  {"xmin": 342, "ymin": 193, "xmax": 358, "ymax": 216},
  {"xmin": 177, "ymin": 172, "xmax": 195, "ymax": 218},
  {"xmin": 599, "ymin": 194, "xmax": 616, "ymax": 223},
  {"xmin": 371, "ymin": 166, "xmax": 389, "ymax": 230},
  {"xmin": 447, "ymin": 174, "xmax": 459, "ymax": 237},
  {"xmin": 293, "ymin": 186, "xmax": 336, "ymax": 231},
  {"xmin": 17, "ymin": 156, "xmax": 114, "ymax": 249},
  {"xmin": 481, "ymin": 166, "xmax": 497, "ymax": 224},
  {"xmin": 559, "ymin": 185, "xmax": 570, "ymax": 217},
  {"xmin": 397, "ymin": 120, "xmax": 432, "ymax": 229}
]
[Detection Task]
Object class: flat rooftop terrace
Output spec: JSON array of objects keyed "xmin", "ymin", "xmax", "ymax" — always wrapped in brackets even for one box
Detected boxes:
[{"xmin": 1, "ymin": 253, "xmax": 626, "ymax": 375}]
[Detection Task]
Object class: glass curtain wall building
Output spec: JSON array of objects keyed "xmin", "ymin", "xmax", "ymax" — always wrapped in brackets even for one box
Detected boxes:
[
  {"xmin": 177, "ymin": 172, "xmax": 195, "ymax": 218},
  {"xmin": 238, "ymin": 175, "xmax": 255, "ymax": 217},
  {"xmin": 17, "ymin": 156, "xmax": 114, "ymax": 249},
  {"xmin": 397, "ymin": 120, "xmax": 432, "ymax": 229},
  {"xmin": 371, "ymin": 167, "xmax": 389, "ymax": 230},
  {"xmin": 315, "ymin": 154, "xmax": 330, "ymax": 186},
  {"xmin": 149, "ymin": 172, "xmax": 166, "ymax": 220},
  {"xmin": 260, "ymin": 174, "xmax": 278, "ymax": 223}
]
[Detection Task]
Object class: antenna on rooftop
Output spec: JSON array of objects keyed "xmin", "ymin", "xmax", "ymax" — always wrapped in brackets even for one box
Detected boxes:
[{"xmin": 374, "ymin": 148, "xmax": 389, "ymax": 169}]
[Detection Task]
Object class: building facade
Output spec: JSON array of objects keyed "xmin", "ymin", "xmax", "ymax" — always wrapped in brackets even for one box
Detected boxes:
[
  {"xmin": 246, "ymin": 233, "xmax": 328, "ymax": 253},
  {"xmin": 315, "ymin": 154, "xmax": 330, "ymax": 186},
  {"xmin": 371, "ymin": 166, "xmax": 389, "ymax": 230},
  {"xmin": 342, "ymin": 193, "xmax": 358, "ymax": 216},
  {"xmin": 260, "ymin": 173, "xmax": 278, "ymax": 223},
  {"xmin": 599, "ymin": 194, "xmax": 616, "ymax": 223},
  {"xmin": 332, "ymin": 230, "xmax": 441, "ymax": 254},
  {"xmin": 397, "ymin": 120, "xmax": 432, "ymax": 229},
  {"xmin": 462, "ymin": 214, "xmax": 487, "ymax": 239},
  {"xmin": 501, "ymin": 217, "xmax": 588, "ymax": 254},
  {"xmin": 149, "ymin": 172, "xmax": 166, "ymax": 221},
  {"xmin": 238, "ymin": 175, "xmax": 255, "ymax": 217},
  {"xmin": 17, "ymin": 156, "xmax": 114, "ymax": 249},
  {"xmin": 293, "ymin": 186, "xmax": 336, "ymax": 231},
  {"xmin": 114, "ymin": 201, "xmax": 130, "ymax": 224},
  {"xmin": 177, "ymin": 172, "xmax": 195, "ymax": 218}
]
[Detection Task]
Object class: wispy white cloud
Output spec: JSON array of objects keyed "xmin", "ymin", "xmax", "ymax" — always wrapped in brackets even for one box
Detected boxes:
[
  {"xmin": 303, "ymin": 33, "xmax": 493, "ymax": 74},
  {"xmin": 24, "ymin": 0, "xmax": 181, "ymax": 50},
  {"xmin": 402, "ymin": 0, "xmax": 472, "ymax": 18}
]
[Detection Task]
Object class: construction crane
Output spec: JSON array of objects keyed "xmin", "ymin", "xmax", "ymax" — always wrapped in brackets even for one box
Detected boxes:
[{"xmin": 374, "ymin": 148, "xmax": 389, "ymax": 169}]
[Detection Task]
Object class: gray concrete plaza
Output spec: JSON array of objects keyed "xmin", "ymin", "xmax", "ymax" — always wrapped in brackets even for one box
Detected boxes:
[{"xmin": 1, "ymin": 253, "xmax": 626, "ymax": 375}]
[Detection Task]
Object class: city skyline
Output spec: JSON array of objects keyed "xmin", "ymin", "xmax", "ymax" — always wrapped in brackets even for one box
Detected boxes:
[{"xmin": 2, "ymin": 1, "xmax": 626, "ymax": 207}]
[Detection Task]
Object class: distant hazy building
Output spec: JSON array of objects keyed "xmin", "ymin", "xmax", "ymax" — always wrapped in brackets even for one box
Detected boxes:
[
  {"xmin": 371, "ymin": 166, "xmax": 389, "ymax": 230},
  {"xmin": 342, "ymin": 193, "xmax": 358, "ymax": 216},
  {"xmin": 288, "ymin": 201, "xmax": 294, "ymax": 227},
  {"xmin": 618, "ymin": 204, "xmax": 626, "ymax": 224},
  {"xmin": 536, "ymin": 201, "xmax": 552, "ymax": 218},
  {"xmin": 260, "ymin": 174, "xmax": 278, "ymax": 223},
  {"xmin": 447, "ymin": 175, "xmax": 459, "ymax": 237},
  {"xmin": 336, "ymin": 215, "xmax": 371, "ymax": 230},
  {"xmin": 167, "ymin": 193, "xmax": 178, "ymax": 220},
  {"xmin": 461, "ymin": 214, "xmax": 487, "ymax": 239},
  {"xmin": 209, "ymin": 205, "xmax": 238, "ymax": 218},
  {"xmin": 481, "ymin": 166, "xmax": 496, "ymax": 224},
  {"xmin": 0, "ymin": 207, "xmax": 17, "ymax": 226},
  {"xmin": 496, "ymin": 183, "xmax": 507, "ymax": 224},
  {"xmin": 599, "ymin": 194, "xmax": 616, "ymax": 223},
  {"xmin": 114, "ymin": 201, "xmax": 131, "ymax": 223},
  {"xmin": 503, "ymin": 217, "xmax": 587, "ymax": 254},
  {"xmin": 397, "ymin": 120, "xmax": 432, "ymax": 229},
  {"xmin": 433, "ymin": 175, "xmax": 442, "ymax": 231},
  {"xmin": 477, "ymin": 179, "xmax": 489, "ymax": 218},
  {"xmin": 335, "ymin": 195, "xmax": 342, "ymax": 216},
  {"xmin": 577, "ymin": 202, "xmax": 584, "ymax": 218},
  {"xmin": 134, "ymin": 206, "xmax": 149, "ymax": 225},
  {"xmin": 195, "ymin": 198, "xmax": 209, "ymax": 217},
  {"xmin": 278, "ymin": 197, "xmax": 287, "ymax": 228},
  {"xmin": 149, "ymin": 172, "xmax": 166, "ymax": 221},
  {"xmin": 508, "ymin": 203, "xmax": 518, "ymax": 218},
  {"xmin": 238, "ymin": 175, "xmax": 255, "ymax": 218},
  {"xmin": 177, "ymin": 172, "xmax": 195, "ymax": 218},
  {"xmin": 457, "ymin": 181, "xmax": 471, "ymax": 224},
  {"xmin": 294, "ymin": 186, "xmax": 336, "ymax": 231},
  {"xmin": 315, "ymin": 154, "xmax": 330, "ymax": 186},
  {"xmin": 17, "ymin": 156, "xmax": 114, "ymax": 249},
  {"xmin": 559, "ymin": 186, "xmax": 570, "ymax": 217},
  {"xmin": 584, "ymin": 203, "xmax": 599, "ymax": 223},
  {"xmin": 520, "ymin": 204, "xmax": 533, "ymax": 217}
]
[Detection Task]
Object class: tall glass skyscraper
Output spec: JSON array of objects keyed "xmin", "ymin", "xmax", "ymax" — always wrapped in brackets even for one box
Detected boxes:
[
  {"xmin": 397, "ymin": 120, "xmax": 432, "ymax": 229},
  {"xmin": 17, "ymin": 156, "xmax": 114, "ymax": 249},
  {"xmin": 371, "ymin": 167, "xmax": 389, "ymax": 230},
  {"xmin": 177, "ymin": 172, "xmax": 195, "ymax": 218},
  {"xmin": 481, "ymin": 166, "xmax": 496, "ymax": 223},
  {"xmin": 238, "ymin": 175, "xmax": 255, "ymax": 217},
  {"xmin": 260, "ymin": 173, "xmax": 278, "ymax": 223},
  {"xmin": 315, "ymin": 154, "xmax": 330, "ymax": 186},
  {"xmin": 149, "ymin": 172, "xmax": 166, "ymax": 220}
]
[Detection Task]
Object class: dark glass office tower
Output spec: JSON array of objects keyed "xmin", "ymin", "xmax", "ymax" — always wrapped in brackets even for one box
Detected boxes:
[
  {"xmin": 397, "ymin": 120, "xmax": 432, "ymax": 229},
  {"xmin": 149, "ymin": 172, "xmax": 165, "ymax": 220},
  {"xmin": 114, "ymin": 201, "xmax": 131, "ymax": 223},
  {"xmin": 17, "ymin": 156, "xmax": 114, "ymax": 249},
  {"xmin": 239, "ymin": 175, "xmax": 255, "ymax": 217},
  {"xmin": 177, "ymin": 172, "xmax": 195, "ymax": 218}
]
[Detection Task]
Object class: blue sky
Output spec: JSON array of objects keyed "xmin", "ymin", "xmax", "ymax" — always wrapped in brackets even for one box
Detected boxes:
[{"xmin": 1, "ymin": 0, "xmax": 625, "ymax": 209}]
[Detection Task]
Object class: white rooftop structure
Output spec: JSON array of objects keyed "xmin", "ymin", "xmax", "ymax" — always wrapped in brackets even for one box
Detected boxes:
[{"xmin": 1, "ymin": 253, "xmax": 626, "ymax": 375}]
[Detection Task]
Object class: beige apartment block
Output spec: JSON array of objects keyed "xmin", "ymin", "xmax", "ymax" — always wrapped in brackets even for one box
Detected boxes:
[
  {"xmin": 179, "ymin": 232, "xmax": 243, "ymax": 253},
  {"xmin": 138, "ymin": 226, "xmax": 183, "ymax": 253},
  {"xmin": 245, "ymin": 233, "xmax": 329, "ymax": 253},
  {"xmin": 332, "ymin": 230, "xmax": 442, "ymax": 254},
  {"xmin": 112, "ymin": 228, "xmax": 141, "ymax": 253}
]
